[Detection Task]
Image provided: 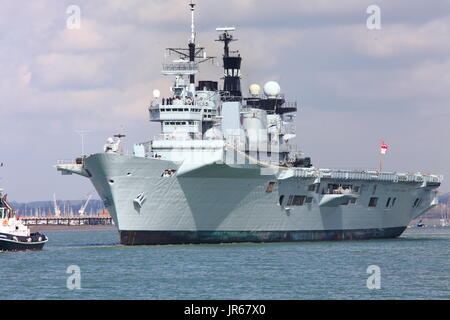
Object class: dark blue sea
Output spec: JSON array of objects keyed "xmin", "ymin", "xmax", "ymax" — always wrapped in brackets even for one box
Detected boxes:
[{"xmin": 1, "ymin": 227, "xmax": 449, "ymax": 300}]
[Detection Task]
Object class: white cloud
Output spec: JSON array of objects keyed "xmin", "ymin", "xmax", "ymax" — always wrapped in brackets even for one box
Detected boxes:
[
  {"xmin": 50, "ymin": 20, "xmax": 107, "ymax": 52},
  {"xmin": 32, "ymin": 53, "xmax": 112, "ymax": 90},
  {"xmin": 1, "ymin": 0, "xmax": 449, "ymax": 200},
  {"xmin": 356, "ymin": 16, "xmax": 450, "ymax": 57}
]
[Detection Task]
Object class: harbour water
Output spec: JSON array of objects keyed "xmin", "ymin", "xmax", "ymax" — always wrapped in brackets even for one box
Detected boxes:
[{"xmin": 1, "ymin": 227, "xmax": 449, "ymax": 300}]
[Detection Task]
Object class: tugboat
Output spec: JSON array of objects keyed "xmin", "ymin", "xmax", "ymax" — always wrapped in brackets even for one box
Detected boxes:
[{"xmin": 0, "ymin": 188, "xmax": 48, "ymax": 251}]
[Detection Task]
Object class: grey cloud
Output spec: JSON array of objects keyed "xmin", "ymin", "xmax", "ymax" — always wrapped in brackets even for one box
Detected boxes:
[{"xmin": 0, "ymin": 0, "xmax": 449, "ymax": 201}]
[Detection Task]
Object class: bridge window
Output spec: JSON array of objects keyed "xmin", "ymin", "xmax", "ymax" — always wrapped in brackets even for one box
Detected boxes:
[
  {"xmin": 368, "ymin": 197, "xmax": 378, "ymax": 207},
  {"xmin": 308, "ymin": 184, "xmax": 316, "ymax": 192},
  {"xmin": 305, "ymin": 197, "xmax": 313, "ymax": 204}
]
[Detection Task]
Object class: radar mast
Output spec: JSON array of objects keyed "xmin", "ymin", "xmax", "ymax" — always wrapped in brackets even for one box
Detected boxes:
[
  {"xmin": 188, "ymin": 0, "xmax": 196, "ymax": 84},
  {"xmin": 164, "ymin": 1, "xmax": 214, "ymax": 89},
  {"xmin": 216, "ymin": 27, "xmax": 242, "ymax": 99}
]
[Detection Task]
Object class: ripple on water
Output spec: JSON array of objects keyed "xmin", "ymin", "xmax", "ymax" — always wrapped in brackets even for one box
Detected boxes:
[{"xmin": 0, "ymin": 227, "xmax": 449, "ymax": 300}]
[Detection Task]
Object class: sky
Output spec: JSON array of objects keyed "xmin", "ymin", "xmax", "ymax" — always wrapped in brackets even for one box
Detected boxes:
[{"xmin": 0, "ymin": 0, "xmax": 449, "ymax": 201}]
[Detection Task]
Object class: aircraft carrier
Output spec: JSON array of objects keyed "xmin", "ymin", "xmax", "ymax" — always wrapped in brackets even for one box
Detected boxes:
[{"xmin": 56, "ymin": 2, "xmax": 443, "ymax": 245}]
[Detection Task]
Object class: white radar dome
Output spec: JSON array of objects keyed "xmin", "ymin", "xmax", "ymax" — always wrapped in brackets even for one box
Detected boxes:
[
  {"xmin": 153, "ymin": 89, "xmax": 161, "ymax": 98},
  {"xmin": 263, "ymin": 81, "xmax": 281, "ymax": 98},
  {"xmin": 249, "ymin": 84, "xmax": 261, "ymax": 96}
]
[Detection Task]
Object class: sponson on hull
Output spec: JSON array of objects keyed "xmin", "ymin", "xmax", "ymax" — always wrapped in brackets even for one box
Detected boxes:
[
  {"xmin": 0, "ymin": 189, "xmax": 47, "ymax": 251},
  {"xmin": 56, "ymin": 2, "xmax": 443, "ymax": 245}
]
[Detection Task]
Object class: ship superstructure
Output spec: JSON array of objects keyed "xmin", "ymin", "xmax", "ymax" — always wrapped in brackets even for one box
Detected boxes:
[{"xmin": 56, "ymin": 2, "xmax": 443, "ymax": 245}]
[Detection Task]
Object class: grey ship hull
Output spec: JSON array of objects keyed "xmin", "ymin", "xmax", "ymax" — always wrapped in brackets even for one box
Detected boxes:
[
  {"xmin": 70, "ymin": 153, "xmax": 439, "ymax": 245},
  {"xmin": 54, "ymin": 2, "xmax": 443, "ymax": 246},
  {"xmin": 119, "ymin": 228, "xmax": 406, "ymax": 245}
]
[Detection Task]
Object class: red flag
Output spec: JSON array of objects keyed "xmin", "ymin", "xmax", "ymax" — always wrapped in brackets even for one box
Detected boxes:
[{"xmin": 380, "ymin": 141, "xmax": 388, "ymax": 154}]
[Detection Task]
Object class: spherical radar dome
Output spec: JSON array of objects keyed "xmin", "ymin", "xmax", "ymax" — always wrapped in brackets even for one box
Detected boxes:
[
  {"xmin": 249, "ymin": 84, "xmax": 261, "ymax": 96},
  {"xmin": 153, "ymin": 89, "xmax": 161, "ymax": 98},
  {"xmin": 263, "ymin": 81, "xmax": 281, "ymax": 98}
]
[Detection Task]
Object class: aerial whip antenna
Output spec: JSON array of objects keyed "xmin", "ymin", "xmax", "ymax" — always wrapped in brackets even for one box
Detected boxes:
[
  {"xmin": 189, "ymin": 1, "xmax": 196, "ymax": 44},
  {"xmin": 188, "ymin": 1, "xmax": 196, "ymax": 85}
]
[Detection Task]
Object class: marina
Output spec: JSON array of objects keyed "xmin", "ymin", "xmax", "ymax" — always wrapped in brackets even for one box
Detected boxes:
[{"xmin": 21, "ymin": 216, "xmax": 113, "ymax": 226}]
